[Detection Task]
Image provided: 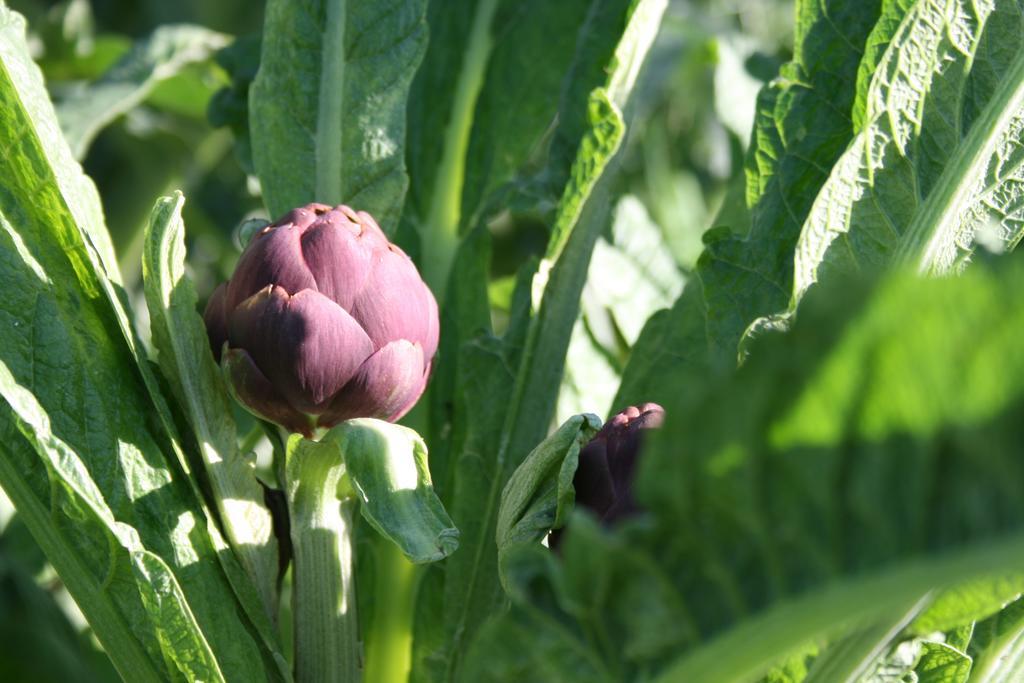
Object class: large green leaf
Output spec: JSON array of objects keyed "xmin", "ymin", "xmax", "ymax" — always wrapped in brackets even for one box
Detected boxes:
[
  {"xmin": 790, "ymin": 0, "xmax": 1024, "ymax": 315},
  {"xmin": 0, "ymin": 6, "xmax": 284, "ymax": 680},
  {"xmin": 702, "ymin": 0, "xmax": 887, "ymax": 362},
  {"xmin": 0, "ymin": 363, "xmax": 223, "ymax": 682},
  {"xmin": 249, "ymin": 0, "xmax": 427, "ymax": 229},
  {"xmin": 468, "ymin": 259, "xmax": 1024, "ymax": 682},
  {"xmin": 0, "ymin": 6, "xmax": 117, "ymax": 281},
  {"xmin": 57, "ymin": 24, "xmax": 228, "ymax": 160},
  {"xmin": 911, "ymin": 573, "xmax": 1024, "ymax": 636}
]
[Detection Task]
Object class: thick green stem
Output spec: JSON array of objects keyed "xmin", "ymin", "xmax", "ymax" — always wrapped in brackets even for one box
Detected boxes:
[
  {"xmin": 286, "ymin": 436, "xmax": 361, "ymax": 683},
  {"xmin": 363, "ymin": 539, "xmax": 424, "ymax": 683}
]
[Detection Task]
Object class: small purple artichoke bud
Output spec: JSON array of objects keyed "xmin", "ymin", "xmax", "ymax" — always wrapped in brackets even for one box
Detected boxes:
[
  {"xmin": 551, "ymin": 403, "xmax": 664, "ymax": 548},
  {"xmin": 203, "ymin": 203, "xmax": 439, "ymax": 436}
]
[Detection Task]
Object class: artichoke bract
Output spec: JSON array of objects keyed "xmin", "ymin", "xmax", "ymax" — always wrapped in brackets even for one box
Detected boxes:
[
  {"xmin": 204, "ymin": 203, "xmax": 439, "ymax": 436},
  {"xmin": 551, "ymin": 403, "xmax": 664, "ymax": 548}
]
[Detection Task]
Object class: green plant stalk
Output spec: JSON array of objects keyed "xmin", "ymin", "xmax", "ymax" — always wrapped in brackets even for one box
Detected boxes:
[
  {"xmin": 314, "ymin": 0, "xmax": 346, "ymax": 205},
  {"xmin": 286, "ymin": 436, "xmax": 361, "ymax": 683},
  {"xmin": 420, "ymin": 0, "xmax": 499, "ymax": 299},
  {"xmin": 363, "ymin": 539, "xmax": 424, "ymax": 683}
]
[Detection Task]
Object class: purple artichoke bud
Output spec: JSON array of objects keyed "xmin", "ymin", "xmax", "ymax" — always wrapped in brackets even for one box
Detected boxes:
[
  {"xmin": 203, "ymin": 203, "xmax": 439, "ymax": 436},
  {"xmin": 551, "ymin": 403, "xmax": 664, "ymax": 548}
]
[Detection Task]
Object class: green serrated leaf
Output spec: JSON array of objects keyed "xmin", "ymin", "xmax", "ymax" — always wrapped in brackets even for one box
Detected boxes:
[
  {"xmin": 788, "ymin": 0, "xmax": 1024, "ymax": 319},
  {"xmin": 850, "ymin": 0, "xmax": 918, "ymax": 134},
  {"xmin": 861, "ymin": 637, "xmax": 974, "ymax": 683},
  {"xmin": 703, "ymin": 0, "xmax": 887, "ymax": 362},
  {"xmin": 142, "ymin": 192, "xmax": 279, "ymax": 621},
  {"xmin": 617, "ymin": 0, "xmax": 888, "ymax": 411},
  {"xmin": 250, "ymin": 0, "xmax": 427, "ymax": 229},
  {"xmin": 914, "ymin": 642, "xmax": 972, "ymax": 683}
]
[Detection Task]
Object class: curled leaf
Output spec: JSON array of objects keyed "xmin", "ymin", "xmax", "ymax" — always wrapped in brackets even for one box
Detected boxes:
[{"xmin": 327, "ymin": 419, "xmax": 458, "ymax": 564}]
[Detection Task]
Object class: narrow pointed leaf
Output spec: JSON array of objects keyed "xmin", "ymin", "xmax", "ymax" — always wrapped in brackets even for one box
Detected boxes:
[
  {"xmin": 142, "ymin": 192, "xmax": 279, "ymax": 620},
  {"xmin": 131, "ymin": 551, "xmax": 226, "ymax": 683},
  {"xmin": 495, "ymin": 413, "xmax": 600, "ymax": 590},
  {"xmin": 406, "ymin": 0, "xmax": 618, "ymax": 293}
]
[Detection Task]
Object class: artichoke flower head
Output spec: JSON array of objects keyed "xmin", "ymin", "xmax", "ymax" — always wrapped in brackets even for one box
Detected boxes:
[
  {"xmin": 204, "ymin": 203, "xmax": 439, "ymax": 436},
  {"xmin": 550, "ymin": 403, "xmax": 664, "ymax": 549}
]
